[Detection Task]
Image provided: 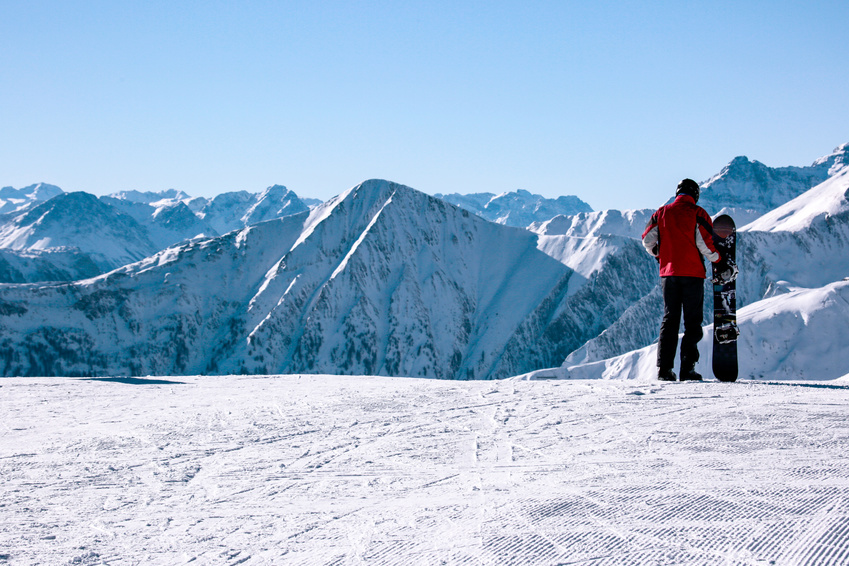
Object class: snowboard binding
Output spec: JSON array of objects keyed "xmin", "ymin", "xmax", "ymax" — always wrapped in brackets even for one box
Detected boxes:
[{"xmin": 714, "ymin": 321, "xmax": 739, "ymax": 344}]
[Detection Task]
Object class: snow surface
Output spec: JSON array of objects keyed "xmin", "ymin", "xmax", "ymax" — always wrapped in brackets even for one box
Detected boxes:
[{"xmin": 3, "ymin": 374, "xmax": 849, "ymax": 565}]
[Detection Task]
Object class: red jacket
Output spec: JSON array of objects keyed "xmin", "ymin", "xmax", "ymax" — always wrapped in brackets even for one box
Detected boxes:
[{"xmin": 642, "ymin": 195, "xmax": 720, "ymax": 278}]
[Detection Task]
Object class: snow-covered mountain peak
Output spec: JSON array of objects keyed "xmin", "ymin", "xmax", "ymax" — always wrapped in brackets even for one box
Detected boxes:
[
  {"xmin": 256, "ymin": 184, "xmax": 291, "ymax": 199},
  {"xmin": 16, "ymin": 191, "xmax": 106, "ymax": 229},
  {"xmin": 0, "ymin": 191, "xmax": 157, "ymax": 270},
  {"xmin": 107, "ymin": 188, "xmax": 191, "ymax": 204},
  {"xmin": 812, "ymin": 142, "xmax": 849, "ymax": 176},
  {"xmin": 697, "ymin": 144, "xmax": 849, "ymax": 224},
  {"xmin": 434, "ymin": 189, "xmax": 592, "ymax": 228},
  {"xmin": 0, "ymin": 183, "xmax": 65, "ymax": 214},
  {"xmin": 199, "ymin": 185, "xmax": 309, "ymax": 234},
  {"xmin": 744, "ymin": 166, "xmax": 849, "ymax": 232},
  {"xmin": 345, "ymin": 178, "xmax": 398, "ymax": 200},
  {"xmin": 239, "ymin": 178, "xmax": 573, "ymax": 379},
  {"xmin": 20, "ymin": 182, "xmax": 64, "ymax": 200}
]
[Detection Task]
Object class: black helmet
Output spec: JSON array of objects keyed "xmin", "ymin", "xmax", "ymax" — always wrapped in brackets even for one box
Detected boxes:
[{"xmin": 676, "ymin": 178, "xmax": 700, "ymax": 202}]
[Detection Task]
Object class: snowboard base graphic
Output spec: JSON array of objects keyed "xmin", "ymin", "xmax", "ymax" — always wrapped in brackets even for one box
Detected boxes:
[{"xmin": 712, "ymin": 214, "xmax": 738, "ymax": 382}]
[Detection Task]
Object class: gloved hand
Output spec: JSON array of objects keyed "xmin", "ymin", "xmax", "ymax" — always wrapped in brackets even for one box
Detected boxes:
[{"xmin": 713, "ymin": 256, "xmax": 738, "ymax": 284}]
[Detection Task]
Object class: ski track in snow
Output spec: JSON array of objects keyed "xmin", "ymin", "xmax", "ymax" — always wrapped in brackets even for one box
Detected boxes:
[{"xmin": 3, "ymin": 376, "xmax": 849, "ymax": 565}]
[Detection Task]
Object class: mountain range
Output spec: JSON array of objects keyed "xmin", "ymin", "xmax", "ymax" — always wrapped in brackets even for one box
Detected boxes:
[
  {"xmin": 435, "ymin": 189, "xmax": 593, "ymax": 227},
  {"xmin": 1, "ymin": 142, "xmax": 847, "ymax": 379},
  {"xmin": 0, "ymin": 185, "xmax": 310, "ymax": 282}
]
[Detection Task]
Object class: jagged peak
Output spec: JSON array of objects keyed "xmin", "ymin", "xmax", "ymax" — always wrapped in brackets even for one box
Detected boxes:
[
  {"xmin": 718, "ymin": 155, "xmax": 772, "ymax": 176},
  {"xmin": 257, "ymin": 184, "xmax": 292, "ymax": 200},
  {"xmin": 0, "ymin": 183, "xmax": 64, "ymax": 201},
  {"xmin": 343, "ymin": 179, "xmax": 413, "ymax": 206},
  {"xmin": 17, "ymin": 191, "xmax": 126, "ymax": 226},
  {"xmin": 728, "ymin": 155, "xmax": 752, "ymax": 167},
  {"xmin": 812, "ymin": 142, "xmax": 849, "ymax": 173},
  {"xmin": 151, "ymin": 200, "xmax": 195, "ymax": 220},
  {"xmin": 108, "ymin": 188, "xmax": 190, "ymax": 203}
]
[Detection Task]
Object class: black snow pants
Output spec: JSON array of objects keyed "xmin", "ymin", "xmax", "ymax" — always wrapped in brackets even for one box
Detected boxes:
[{"xmin": 657, "ymin": 276, "xmax": 705, "ymax": 372}]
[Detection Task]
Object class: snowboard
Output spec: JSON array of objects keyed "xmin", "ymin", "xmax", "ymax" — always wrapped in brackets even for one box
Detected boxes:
[{"xmin": 711, "ymin": 214, "xmax": 739, "ymax": 382}]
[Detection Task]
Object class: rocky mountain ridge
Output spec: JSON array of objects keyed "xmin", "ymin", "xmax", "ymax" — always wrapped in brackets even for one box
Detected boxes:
[
  {"xmin": 434, "ymin": 189, "xmax": 593, "ymax": 227},
  {"xmin": 1, "ymin": 142, "xmax": 847, "ymax": 379}
]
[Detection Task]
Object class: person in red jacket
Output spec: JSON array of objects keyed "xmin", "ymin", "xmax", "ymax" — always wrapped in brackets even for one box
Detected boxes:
[{"xmin": 642, "ymin": 179, "xmax": 722, "ymax": 381}]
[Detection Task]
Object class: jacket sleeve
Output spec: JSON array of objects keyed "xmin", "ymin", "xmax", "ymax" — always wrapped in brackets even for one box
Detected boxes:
[
  {"xmin": 695, "ymin": 212, "xmax": 720, "ymax": 263},
  {"xmin": 642, "ymin": 212, "xmax": 660, "ymax": 258}
]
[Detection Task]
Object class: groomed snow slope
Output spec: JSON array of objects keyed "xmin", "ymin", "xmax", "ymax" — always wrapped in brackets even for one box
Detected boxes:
[{"xmin": 3, "ymin": 375, "xmax": 849, "ymax": 565}]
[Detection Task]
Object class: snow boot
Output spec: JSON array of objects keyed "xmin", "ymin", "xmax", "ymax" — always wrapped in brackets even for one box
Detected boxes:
[
  {"xmin": 658, "ymin": 368, "xmax": 677, "ymax": 382},
  {"xmin": 680, "ymin": 367, "xmax": 703, "ymax": 381}
]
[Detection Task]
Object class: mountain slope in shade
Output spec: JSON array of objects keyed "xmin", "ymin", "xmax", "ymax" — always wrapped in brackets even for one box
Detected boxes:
[
  {"xmin": 0, "ymin": 215, "xmax": 310, "ymax": 376},
  {"xmin": 0, "ymin": 248, "xmax": 101, "ymax": 284}
]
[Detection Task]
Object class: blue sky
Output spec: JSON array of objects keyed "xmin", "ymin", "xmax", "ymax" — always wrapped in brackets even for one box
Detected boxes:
[{"xmin": 2, "ymin": 1, "xmax": 847, "ymax": 211}]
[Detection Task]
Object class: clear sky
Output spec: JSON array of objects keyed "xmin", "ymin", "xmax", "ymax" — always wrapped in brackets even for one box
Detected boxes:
[{"xmin": 2, "ymin": 1, "xmax": 847, "ymax": 211}]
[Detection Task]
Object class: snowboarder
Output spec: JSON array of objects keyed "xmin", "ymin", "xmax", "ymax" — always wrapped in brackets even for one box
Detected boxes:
[{"xmin": 641, "ymin": 179, "xmax": 725, "ymax": 381}]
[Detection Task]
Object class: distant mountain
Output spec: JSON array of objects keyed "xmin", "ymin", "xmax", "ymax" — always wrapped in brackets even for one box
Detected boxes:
[
  {"xmin": 104, "ymin": 184, "xmax": 309, "ymax": 247},
  {"xmin": 0, "ymin": 192, "xmax": 158, "ymax": 272},
  {"xmin": 301, "ymin": 197, "xmax": 324, "ymax": 208},
  {"xmin": 435, "ymin": 189, "xmax": 593, "ymax": 227},
  {"xmin": 0, "ymin": 183, "xmax": 64, "ymax": 214},
  {"xmin": 101, "ymin": 196, "xmax": 218, "ymax": 250},
  {"xmin": 193, "ymin": 185, "xmax": 310, "ymax": 234},
  {"xmin": 107, "ymin": 189, "xmax": 191, "ymax": 204},
  {"xmin": 697, "ymin": 143, "xmax": 849, "ymax": 224},
  {"xmin": 0, "ymin": 184, "xmax": 313, "ymax": 283},
  {"xmin": 529, "ymin": 208, "xmax": 653, "ymax": 239}
]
